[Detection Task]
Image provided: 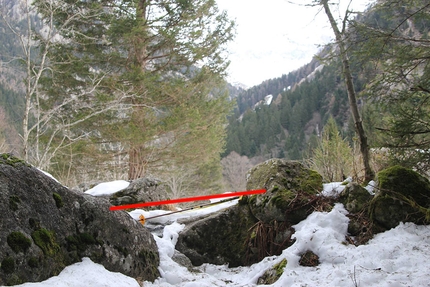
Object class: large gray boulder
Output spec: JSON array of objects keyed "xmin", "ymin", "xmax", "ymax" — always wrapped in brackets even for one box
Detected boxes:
[
  {"xmin": 109, "ymin": 177, "xmax": 167, "ymax": 208},
  {"xmin": 176, "ymin": 203, "xmax": 257, "ymax": 267},
  {"xmin": 246, "ymin": 159, "xmax": 323, "ymax": 224},
  {"xmin": 0, "ymin": 154, "xmax": 160, "ymax": 286}
]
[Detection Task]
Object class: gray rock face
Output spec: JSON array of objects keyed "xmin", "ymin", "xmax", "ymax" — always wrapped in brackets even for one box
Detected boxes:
[
  {"xmin": 176, "ymin": 204, "xmax": 257, "ymax": 267},
  {"xmin": 0, "ymin": 154, "xmax": 159, "ymax": 286},
  {"xmin": 109, "ymin": 177, "xmax": 167, "ymax": 208}
]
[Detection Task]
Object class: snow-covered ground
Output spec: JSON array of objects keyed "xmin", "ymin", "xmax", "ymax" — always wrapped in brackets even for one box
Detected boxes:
[{"xmin": 14, "ymin": 181, "xmax": 430, "ymax": 287}]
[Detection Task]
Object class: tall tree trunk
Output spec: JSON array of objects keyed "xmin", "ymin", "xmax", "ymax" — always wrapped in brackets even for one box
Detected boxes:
[
  {"xmin": 321, "ymin": 0, "xmax": 374, "ymax": 182},
  {"xmin": 127, "ymin": 0, "xmax": 149, "ymax": 180}
]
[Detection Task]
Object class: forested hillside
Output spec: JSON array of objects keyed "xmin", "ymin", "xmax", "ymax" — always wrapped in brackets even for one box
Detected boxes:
[
  {"xmin": 224, "ymin": 0, "xmax": 430, "ymax": 182},
  {"xmin": 224, "ymin": 57, "xmax": 358, "ymax": 160}
]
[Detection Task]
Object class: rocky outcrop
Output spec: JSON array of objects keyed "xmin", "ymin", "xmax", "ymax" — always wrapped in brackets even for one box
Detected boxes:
[
  {"xmin": 176, "ymin": 159, "xmax": 325, "ymax": 267},
  {"xmin": 109, "ymin": 177, "xmax": 167, "ymax": 208},
  {"xmin": 0, "ymin": 154, "xmax": 159, "ymax": 286},
  {"xmin": 176, "ymin": 203, "xmax": 257, "ymax": 267},
  {"xmin": 369, "ymin": 165, "xmax": 430, "ymax": 230},
  {"xmin": 246, "ymin": 159, "xmax": 323, "ymax": 224}
]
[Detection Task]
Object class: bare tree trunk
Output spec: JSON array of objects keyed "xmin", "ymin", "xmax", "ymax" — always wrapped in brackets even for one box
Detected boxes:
[
  {"xmin": 128, "ymin": 147, "xmax": 146, "ymax": 179},
  {"xmin": 321, "ymin": 0, "xmax": 374, "ymax": 182}
]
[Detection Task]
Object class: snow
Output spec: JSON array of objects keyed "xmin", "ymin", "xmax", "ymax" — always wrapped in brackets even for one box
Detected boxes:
[
  {"xmin": 13, "ymin": 180, "xmax": 430, "ymax": 287},
  {"xmin": 264, "ymin": 94, "xmax": 273, "ymax": 105},
  {"xmin": 84, "ymin": 180, "xmax": 130, "ymax": 196},
  {"xmin": 15, "ymin": 257, "xmax": 140, "ymax": 287}
]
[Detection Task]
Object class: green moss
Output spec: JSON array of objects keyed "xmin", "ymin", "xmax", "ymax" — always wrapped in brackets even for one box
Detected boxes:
[
  {"xmin": 0, "ymin": 153, "xmax": 28, "ymax": 167},
  {"xmin": 7, "ymin": 231, "xmax": 32, "ymax": 253},
  {"xmin": 31, "ymin": 228, "xmax": 60, "ymax": 256},
  {"xmin": 274, "ymin": 258, "xmax": 288, "ymax": 277},
  {"xmin": 1, "ymin": 257, "xmax": 15, "ymax": 274},
  {"xmin": 377, "ymin": 165, "xmax": 430, "ymax": 203},
  {"xmin": 258, "ymin": 258, "xmax": 288, "ymax": 284},
  {"xmin": 53, "ymin": 193, "xmax": 64, "ymax": 208},
  {"xmin": 66, "ymin": 232, "xmax": 97, "ymax": 253},
  {"xmin": 28, "ymin": 257, "xmax": 39, "ymax": 268},
  {"xmin": 9, "ymin": 196, "xmax": 21, "ymax": 211},
  {"xmin": 271, "ymin": 189, "xmax": 295, "ymax": 210},
  {"xmin": 299, "ymin": 169, "xmax": 323, "ymax": 194},
  {"xmin": 370, "ymin": 166, "xmax": 430, "ymax": 228}
]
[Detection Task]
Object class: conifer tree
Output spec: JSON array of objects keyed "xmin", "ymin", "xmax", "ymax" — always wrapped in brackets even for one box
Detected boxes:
[
  {"xmin": 351, "ymin": 0, "xmax": 430, "ymax": 175},
  {"xmin": 23, "ymin": 0, "xmax": 235, "ymax": 182}
]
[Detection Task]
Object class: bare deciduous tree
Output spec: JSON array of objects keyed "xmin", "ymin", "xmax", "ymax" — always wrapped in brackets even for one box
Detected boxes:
[
  {"xmin": 221, "ymin": 151, "xmax": 253, "ymax": 191},
  {"xmin": 319, "ymin": 0, "xmax": 374, "ymax": 182}
]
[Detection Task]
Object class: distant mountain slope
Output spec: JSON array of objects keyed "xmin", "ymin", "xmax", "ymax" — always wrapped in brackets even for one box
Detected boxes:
[{"xmin": 223, "ymin": 58, "xmax": 354, "ymax": 160}]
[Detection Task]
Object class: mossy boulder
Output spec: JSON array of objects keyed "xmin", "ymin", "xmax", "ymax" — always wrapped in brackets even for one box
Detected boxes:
[
  {"xmin": 339, "ymin": 182, "xmax": 373, "ymax": 214},
  {"xmin": 246, "ymin": 159, "xmax": 323, "ymax": 224},
  {"xmin": 369, "ymin": 165, "xmax": 430, "ymax": 230},
  {"xmin": 0, "ymin": 154, "xmax": 160, "ymax": 285}
]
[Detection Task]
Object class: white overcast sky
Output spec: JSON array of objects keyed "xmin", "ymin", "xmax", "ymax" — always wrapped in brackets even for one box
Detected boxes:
[{"xmin": 216, "ymin": 0, "xmax": 374, "ymax": 87}]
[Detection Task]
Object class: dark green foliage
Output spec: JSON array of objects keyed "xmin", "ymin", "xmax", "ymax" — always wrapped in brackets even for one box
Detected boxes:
[
  {"xmin": 7, "ymin": 232, "xmax": 32, "ymax": 253},
  {"xmin": 1, "ymin": 257, "xmax": 15, "ymax": 274},
  {"xmin": 52, "ymin": 193, "xmax": 63, "ymax": 208},
  {"xmin": 349, "ymin": 0, "xmax": 430, "ymax": 175}
]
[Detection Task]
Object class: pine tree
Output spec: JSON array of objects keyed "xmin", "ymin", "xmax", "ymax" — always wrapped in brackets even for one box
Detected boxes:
[
  {"xmin": 28, "ymin": 0, "xmax": 235, "ymax": 182},
  {"xmin": 351, "ymin": 0, "xmax": 430, "ymax": 175}
]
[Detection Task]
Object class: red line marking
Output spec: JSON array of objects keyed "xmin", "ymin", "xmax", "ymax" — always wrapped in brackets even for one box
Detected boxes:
[{"xmin": 109, "ymin": 189, "xmax": 266, "ymax": 211}]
